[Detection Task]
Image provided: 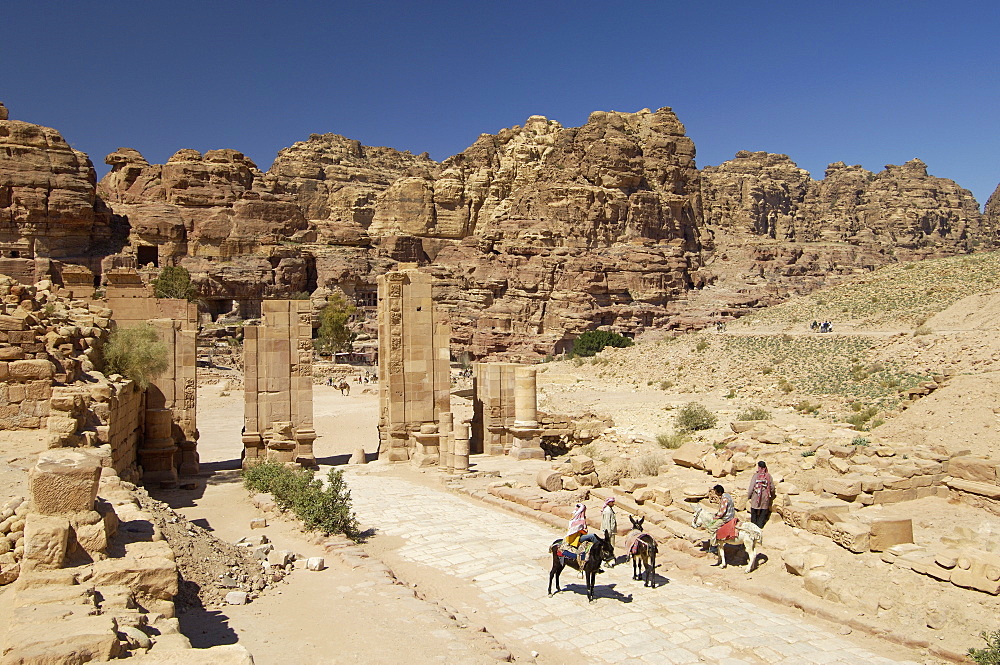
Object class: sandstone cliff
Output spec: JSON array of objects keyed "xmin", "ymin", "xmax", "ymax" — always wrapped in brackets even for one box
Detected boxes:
[
  {"xmin": 5, "ymin": 101, "xmax": 999, "ymax": 359},
  {"xmin": 697, "ymin": 151, "xmax": 994, "ymax": 310},
  {"xmin": 0, "ymin": 105, "xmax": 112, "ymax": 283}
]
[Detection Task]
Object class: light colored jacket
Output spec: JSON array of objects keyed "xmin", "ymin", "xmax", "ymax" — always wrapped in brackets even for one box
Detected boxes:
[{"xmin": 601, "ymin": 505, "xmax": 617, "ymax": 537}]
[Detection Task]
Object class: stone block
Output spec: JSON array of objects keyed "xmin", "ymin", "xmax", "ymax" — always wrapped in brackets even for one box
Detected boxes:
[
  {"xmin": 561, "ymin": 476, "xmax": 579, "ymax": 491},
  {"xmin": 249, "ymin": 518, "xmax": 267, "ymax": 529},
  {"xmin": 803, "ymin": 570, "xmax": 833, "ymax": 598},
  {"xmin": 135, "ymin": 644, "xmax": 256, "ymax": 664},
  {"xmin": 22, "ymin": 514, "xmax": 70, "ymax": 570},
  {"xmin": 730, "ymin": 421, "xmax": 756, "ymax": 433},
  {"xmin": 29, "ymin": 450, "xmax": 101, "ymax": 516},
  {"xmin": 577, "ymin": 472, "xmax": 599, "ymax": 487},
  {"xmin": 619, "ymin": 479, "xmax": 647, "ymax": 493},
  {"xmin": 946, "ymin": 477, "xmax": 1000, "ymax": 499},
  {"xmin": 2, "ymin": 614, "xmax": 121, "ymax": 663},
  {"xmin": 873, "ymin": 488, "xmax": 917, "ymax": 504},
  {"xmin": 225, "ymin": 590, "xmax": 248, "ymax": 605},
  {"xmin": 650, "ymin": 487, "xmax": 672, "ymax": 506},
  {"xmin": 670, "ymin": 442, "xmax": 711, "ymax": 469},
  {"xmin": 950, "ymin": 549, "xmax": 1000, "ymax": 595},
  {"xmin": 860, "ymin": 475, "xmax": 884, "ymax": 492},
  {"xmin": 536, "ymin": 470, "xmax": 563, "ymax": 493},
  {"xmin": 632, "ymin": 487, "xmax": 656, "ymax": 504},
  {"xmin": 949, "ymin": 456, "xmax": 997, "ymax": 484},
  {"xmin": 90, "ymin": 554, "xmax": 179, "ymax": 600},
  {"xmin": 306, "ymin": 557, "xmax": 325, "ymax": 571},
  {"xmin": 266, "ymin": 549, "xmax": 291, "ymax": 567},
  {"xmin": 831, "ymin": 521, "xmax": 871, "ymax": 553},
  {"xmin": 823, "ymin": 477, "xmax": 862, "ymax": 499},
  {"xmin": 8, "ymin": 359, "xmax": 54, "ymax": 381},
  {"xmin": 570, "ymin": 455, "xmax": 595, "ymax": 475},
  {"xmin": 869, "ymin": 519, "xmax": 913, "ymax": 552}
]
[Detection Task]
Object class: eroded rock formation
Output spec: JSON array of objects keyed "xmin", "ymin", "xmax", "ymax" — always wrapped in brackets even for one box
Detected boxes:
[{"xmin": 3, "ymin": 100, "xmax": 998, "ymax": 358}]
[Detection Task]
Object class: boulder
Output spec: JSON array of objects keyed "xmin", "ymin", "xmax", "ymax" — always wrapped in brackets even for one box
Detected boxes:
[
  {"xmin": 619, "ymin": 479, "xmax": 647, "ymax": 493},
  {"xmin": 22, "ymin": 514, "xmax": 70, "ymax": 570}
]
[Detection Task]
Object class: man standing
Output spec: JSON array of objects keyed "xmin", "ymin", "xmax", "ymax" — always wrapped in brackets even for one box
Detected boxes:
[{"xmin": 601, "ymin": 497, "xmax": 617, "ymax": 566}]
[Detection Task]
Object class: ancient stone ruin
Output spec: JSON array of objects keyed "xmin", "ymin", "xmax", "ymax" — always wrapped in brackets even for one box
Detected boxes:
[{"xmin": 242, "ymin": 299, "xmax": 316, "ymax": 467}]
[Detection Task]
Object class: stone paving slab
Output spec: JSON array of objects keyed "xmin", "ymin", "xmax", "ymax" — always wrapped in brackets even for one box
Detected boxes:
[{"xmin": 344, "ymin": 470, "xmax": 919, "ymax": 665}]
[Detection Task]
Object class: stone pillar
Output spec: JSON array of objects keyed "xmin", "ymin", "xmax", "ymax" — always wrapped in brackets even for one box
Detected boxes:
[
  {"xmin": 24, "ymin": 450, "xmax": 103, "ymax": 571},
  {"xmin": 411, "ymin": 423, "xmax": 440, "ymax": 468},
  {"xmin": 139, "ymin": 408, "xmax": 178, "ymax": 486},
  {"xmin": 509, "ymin": 366, "xmax": 544, "ymax": 460},
  {"xmin": 438, "ymin": 411, "xmax": 454, "ymax": 472},
  {"xmin": 453, "ymin": 420, "xmax": 470, "ymax": 473},
  {"xmin": 377, "ymin": 267, "xmax": 451, "ymax": 462},
  {"xmin": 242, "ymin": 301, "xmax": 315, "ymax": 468},
  {"xmin": 514, "ymin": 366, "xmax": 538, "ymax": 427},
  {"xmin": 472, "ymin": 362, "xmax": 517, "ymax": 455}
]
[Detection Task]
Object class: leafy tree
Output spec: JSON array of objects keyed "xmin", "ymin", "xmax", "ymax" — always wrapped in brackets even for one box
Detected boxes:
[
  {"xmin": 152, "ymin": 266, "xmax": 199, "ymax": 300},
  {"xmin": 103, "ymin": 324, "xmax": 169, "ymax": 389},
  {"xmin": 570, "ymin": 330, "xmax": 633, "ymax": 357},
  {"xmin": 316, "ymin": 293, "xmax": 356, "ymax": 357}
]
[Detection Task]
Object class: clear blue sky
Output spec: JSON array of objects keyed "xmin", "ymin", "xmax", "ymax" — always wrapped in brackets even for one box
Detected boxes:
[{"xmin": 3, "ymin": 1, "xmax": 999, "ymax": 206}]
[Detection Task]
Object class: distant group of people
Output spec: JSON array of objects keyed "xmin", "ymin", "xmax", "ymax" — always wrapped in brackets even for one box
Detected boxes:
[
  {"xmin": 714, "ymin": 321, "xmax": 727, "ymax": 332},
  {"xmin": 354, "ymin": 371, "xmax": 376, "ymax": 384},
  {"xmin": 810, "ymin": 320, "xmax": 834, "ymax": 333},
  {"xmin": 560, "ymin": 461, "xmax": 776, "ymax": 560}
]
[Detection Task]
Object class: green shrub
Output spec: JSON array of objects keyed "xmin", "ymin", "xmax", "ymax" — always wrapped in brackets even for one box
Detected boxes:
[
  {"xmin": 851, "ymin": 436, "xmax": 870, "ymax": 446},
  {"xmin": 794, "ymin": 400, "xmax": 821, "ymax": 415},
  {"xmin": 572, "ymin": 357, "xmax": 584, "ymax": 367},
  {"xmin": 761, "ymin": 366, "xmax": 774, "ymax": 375},
  {"xmin": 570, "ymin": 330, "xmax": 633, "ymax": 357},
  {"xmin": 778, "ymin": 378, "xmax": 794, "ymax": 394},
  {"xmin": 736, "ymin": 407, "xmax": 771, "ymax": 421},
  {"xmin": 152, "ymin": 266, "xmax": 199, "ymax": 300},
  {"xmin": 695, "ymin": 339, "xmax": 710, "ymax": 352},
  {"xmin": 801, "ymin": 450, "xmax": 816, "ymax": 457},
  {"xmin": 103, "ymin": 324, "xmax": 169, "ymax": 389},
  {"xmin": 676, "ymin": 402, "xmax": 717, "ymax": 431},
  {"xmin": 969, "ymin": 630, "xmax": 1000, "ymax": 665},
  {"xmin": 659, "ymin": 380, "xmax": 674, "ymax": 390},
  {"xmin": 656, "ymin": 431, "xmax": 688, "ymax": 449},
  {"xmin": 243, "ymin": 461, "xmax": 359, "ymax": 539},
  {"xmin": 913, "ymin": 324, "xmax": 933, "ymax": 336}
]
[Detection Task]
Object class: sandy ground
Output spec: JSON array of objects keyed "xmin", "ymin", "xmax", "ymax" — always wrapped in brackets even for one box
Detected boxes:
[{"xmin": 161, "ymin": 381, "xmax": 507, "ymax": 665}]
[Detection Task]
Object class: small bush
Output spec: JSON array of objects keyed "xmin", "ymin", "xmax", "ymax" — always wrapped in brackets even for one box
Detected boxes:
[
  {"xmin": 794, "ymin": 400, "xmax": 821, "ymax": 415},
  {"xmin": 103, "ymin": 324, "xmax": 169, "ymax": 389},
  {"xmin": 851, "ymin": 436, "xmax": 871, "ymax": 446},
  {"xmin": 736, "ymin": 407, "xmax": 771, "ymax": 421},
  {"xmin": 778, "ymin": 378, "xmax": 794, "ymax": 394},
  {"xmin": 570, "ymin": 330, "xmax": 633, "ymax": 357},
  {"xmin": 572, "ymin": 357, "xmax": 584, "ymax": 367},
  {"xmin": 591, "ymin": 356, "xmax": 609, "ymax": 366},
  {"xmin": 656, "ymin": 431, "xmax": 689, "ymax": 449},
  {"xmin": 914, "ymin": 325, "xmax": 933, "ymax": 336},
  {"xmin": 801, "ymin": 450, "xmax": 816, "ymax": 457},
  {"xmin": 676, "ymin": 402, "xmax": 718, "ymax": 431},
  {"xmin": 243, "ymin": 461, "xmax": 359, "ymax": 539},
  {"xmin": 845, "ymin": 406, "xmax": 879, "ymax": 430},
  {"xmin": 659, "ymin": 380, "xmax": 674, "ymax": 390},
  {"xmin": 761, "ymin": 366, "xmax": 774, "ymax": 375},
  {"xmin": 695, "ymin": 339, "xmax": 710, "ymax": 352},
  {"xmin": 968, "ymin": 630, "xmax": 1000, "ymax": 665},
  {"xmin": 630, "ymin": 451, "xmax": 669, "ymax": 477}
]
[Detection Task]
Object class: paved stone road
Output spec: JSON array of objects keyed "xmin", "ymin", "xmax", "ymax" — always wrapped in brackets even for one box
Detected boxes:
[{"xmin": 345, "ymin": 470, "xmax": 919, "ymax": 665}]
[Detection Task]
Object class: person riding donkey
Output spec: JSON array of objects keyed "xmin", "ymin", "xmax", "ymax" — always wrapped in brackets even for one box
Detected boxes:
[
  {"xmin": 705, "ymin": 484, "xmax": 738, "ymax": 563},
  {"xmin": 562, "ymin": 503, "xmax": 604, "ymax": 572}
]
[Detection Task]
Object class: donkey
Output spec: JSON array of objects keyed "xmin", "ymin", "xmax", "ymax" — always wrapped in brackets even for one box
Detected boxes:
[
  {"xmin": 548, "ymin": 530, "xmax": 615, "ymax": 602},
  {"xmin": 626, "ymin": 515, "xmax": 658, "ymax": 588},
  {"xmin": 691, "ymin": 506, "xmax": 763, "ymax": 573}
]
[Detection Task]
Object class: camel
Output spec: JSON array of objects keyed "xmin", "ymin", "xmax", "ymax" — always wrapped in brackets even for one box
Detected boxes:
[
  {"xmin": 336, "ymin": 381, "xmax": 350, "ymax": 396},
  {"xmin": 691, "ymin": 506, "xmax": 763, "ymax": 573}
]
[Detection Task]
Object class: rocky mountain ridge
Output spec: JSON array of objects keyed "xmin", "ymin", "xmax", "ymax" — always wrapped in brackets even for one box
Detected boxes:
[{"xmin": 2, "ymin": 101, "xmax": 998, "ymax": 358}]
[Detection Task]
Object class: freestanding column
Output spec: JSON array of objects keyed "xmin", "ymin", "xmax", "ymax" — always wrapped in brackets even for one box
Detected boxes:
[
  {"xmin": 509, "ymin": 366, "xmax": 544, "ymax": 460},
  {"xmin": 514, "ymin": 366, "xmax": 538, "ymax": 426},
  {"xmin": 438, "ymin": 411, "xmax": 454, "ymax": 472},
  {"xmin": 453, "ymin": 420, "xmax": 470, "ymax": 473}
]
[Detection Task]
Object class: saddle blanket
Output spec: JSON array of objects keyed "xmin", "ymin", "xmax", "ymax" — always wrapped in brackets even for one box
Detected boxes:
[
  {"xmin": 716, "ymin": 518, "xmax": 738, "ymax": 541},
  {"xmin": 557, "ymin": 541, "xmax": 593, "ymax": 561}
]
